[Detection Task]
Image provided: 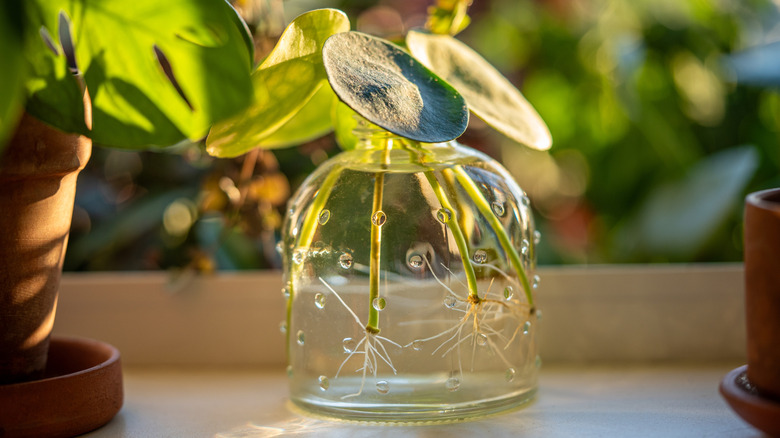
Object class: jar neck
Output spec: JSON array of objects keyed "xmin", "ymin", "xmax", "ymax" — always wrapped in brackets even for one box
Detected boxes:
[{"xmin": 353, "ymin": 116, "xmax": 403, "ymax": 151}]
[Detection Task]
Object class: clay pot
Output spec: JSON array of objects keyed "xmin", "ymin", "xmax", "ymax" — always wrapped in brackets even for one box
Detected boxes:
[
  {"xmin": 744, "ymin": 188, "xmax": 780, "ymax": 400},
  {"xmin": 0, "ymin": 113, "xmax": 92, "ymax": 384}
]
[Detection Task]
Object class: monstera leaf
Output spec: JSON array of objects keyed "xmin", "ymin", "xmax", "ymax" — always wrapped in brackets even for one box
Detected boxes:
[
  {"xmin": 206, "ymin": 8, "xmax": 349, "ymax": 158},
  {"xmin": 323, "ymin": 31, "xmax": 468, "ymax": 143},
  {"xmin": 22, "ymin": 0, "xmax": 254, "ymax": 149},
  {"xmin": 407, "ymin": 30, "xmax": 551, "ymax": 150}
]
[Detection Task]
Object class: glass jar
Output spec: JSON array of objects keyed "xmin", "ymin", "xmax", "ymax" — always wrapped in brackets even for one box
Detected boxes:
[{"xmin": 280, "ymin": 122, "xmax": 541, "ymax": 423}]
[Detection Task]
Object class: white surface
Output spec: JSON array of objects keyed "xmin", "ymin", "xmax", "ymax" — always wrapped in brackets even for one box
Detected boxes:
[{"xmin": 84, "ymin": 363, "xmax": 757, "ymax": 438}]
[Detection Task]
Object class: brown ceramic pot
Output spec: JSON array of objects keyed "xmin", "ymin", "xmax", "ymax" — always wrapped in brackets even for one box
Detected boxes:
[
  {"xmin": 0, "ymin": 113, "xmax": 92, "ymax": 385},
  {"xmin": 744, "ymin": 188, "xmax": 780, "ymax": 401}
]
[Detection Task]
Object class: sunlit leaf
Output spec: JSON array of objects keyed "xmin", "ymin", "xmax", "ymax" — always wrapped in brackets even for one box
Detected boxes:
[
  {"xmin": 255, "ymin": 83, "xmax": 336, "ymax": 149},
  {"xmin": 206, "ymin": 9, "xmax": 349, "ymax": 158},
  {"xmin": 23, "ymin": 0, "xmax": 254, "ymax": 149},
  {"xmin": 331, "ymin": 100, "xmax": 360, "ymax": 150},
  {"xmin": 407, "ymin": 30, "xmax": 551, "ymax": 150},
  {"xmin": 323, "ymin": 31, "xmax": 468, "ymax": 143},
  {"xmin": 0, "ymin": 2, "xmax": 26, "ymax": 148}
]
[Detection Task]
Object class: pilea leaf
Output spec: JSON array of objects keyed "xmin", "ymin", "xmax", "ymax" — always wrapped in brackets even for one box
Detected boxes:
[
  {"xmin": 206, "ymin": 8, "xmax": 349, "ymax": 158},
  {"xmin": 406, "ymin": 30, "xmax": 551, "ymax": 150},
  {"xmin": 23, "ymin": 0, "xmax": 254, "ymax": 149},
  {"xmin": 323, "ymin": 31, "xmax": 468, "ymax": 143}
]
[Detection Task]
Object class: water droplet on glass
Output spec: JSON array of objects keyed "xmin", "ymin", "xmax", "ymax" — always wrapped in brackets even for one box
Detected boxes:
[
  {"xmin": 523, "ymin": 321, "xmax": 531, "ymax": 335},
  {"xmin": 296, "ymin": 330, "xmax": 305, "ymax": 346},
  {"xmin": 317, "ymin": 209, "xmax": 330, "ymax": 225},
  {"xmin": 372, "ymin": 210, "xmax": 386, "ymax": 227},
  {"xmin": 536, "ymin": 309, "xmax": 543, "ymax": 321},
  {"xmin": 412, "ymin": 340, "xmax": 423, "ymax": 351},
  {"xmin": 473, "ymin": 249, "xmax": 488, "ymax": 264},
  {"xmin": 520, "ymin": 239, "xmax": 530, "ymax": 255},
  {"xmin": 443, "ymin": 295, "xmax": 457, "ymax": 309},
  {"xmin": 292, "ymin": 249, "xmax": 305, "ymax": 265},
  {"xmin": 376, "ymin": 381, "xmax": 390, "ymax": 394},
  {"xmin": 342, "ymin": 337, "xmax": 356, "ymax": 353},
  {"xmin": 314, "ymin": 293, "xmax": 326, "ymax": 309},
  {"xmin": 286, "ymin": 365, "xmax": 293, "ymax": 378},
  {"xmin": 491, "ymin": 201, "xmax": 505, "ymax": 217},
  {"xmin": 275, "ymin": 241, "xmax": 283, "ymax": 255},
  {"xmin": 338, "ymin": 253, "xmax": 353, "ymax": 269},
  {"xmin": 477, "ymin": 333, "xmax": 488, "ymax": 346},
  {"xmin": 318, "ymin": 375, "xmax": 329, "ymax": 391},
  {"xmin": 372, "ymin": 297, "xmax": 386, "ymax": 311},
  {"xmin": 532, "ymin": 275, "xmax": 541, "ymax": 289},
  {"xmin": 278, "ymin": 321, "xmax": 287, "ymax": 334},
  {"xmin": 281, "ymin": 287, "xmax": 290, "ymax": 299},
  {"xmin": 534, "ymin": 230, "xmax": 542, "ymax": 245},
  {"xmin": 436, "ymin": 208, "xmax": 452, "ymax": 223},
  {"xmin": 535, "ymin": 355, "xmax": 543, "ymax": 369},
  {"xmin": 504, "ymin": 286, "xmax": 514, "ymax": 300},
  {"xmin": 408, "ymin": 254, "xmax": 423, "ymax": 269},
  {"xmin": 505, "ymin": 368, "xmax": 516, "ymax": 382},
  {"xmin": 445, "ymin": 377, "xmax": 460, "ymax": 392}
]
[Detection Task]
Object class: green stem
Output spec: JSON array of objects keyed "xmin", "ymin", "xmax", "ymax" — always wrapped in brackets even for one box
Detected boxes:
[
  {"xmin": 286, "ymin": 167, "xmax": 343, "ymax": 357},
  {"xmin": 366, "ymin": 144, "xmax": 390, "ymax": 333},
  {"xmin": 424, "ymin": 171, "xmax": 480, "ymax": 301},
  {"xmin": 451, "ymin": 165, "xmax": 535, "ymax": 311}
]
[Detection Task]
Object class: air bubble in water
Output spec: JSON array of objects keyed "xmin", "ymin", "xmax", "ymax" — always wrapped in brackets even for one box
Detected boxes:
[
  {"xmin": 372, "ymin": 297, "xmax": 386, "ymax": 311},
  {"xmin": 296, "ymin": 330, "xmax": 305, "ymax": 345},
  {"xmin": 317, "ymin": 209, "xmax": 330, "ymax": 225},
  {"xmin": 520, "ymin": 239, "xmax": 530, "ymax": 255},
  {"xmin": 445, "ymin": 377, "xmax": 460, "ymax": 391},
  {"xmin": 314, "ymin": 293, "xmax": 325, "ymax": 309},
  {"xmin": 521, "ymin": 195, "xmax": 531, "ymax": 206},
  {"xmin": 278, "ymin": 321, "xmax": 287, "ymax": 334},
  {"xmin": 477, "ymin": 333, "xmax": 488, "ymax": 346},
  {"xmin": 534, "ymin": 230, "xmax": 542, "ymax": 245},
  {"xmin": 503, "ymin": 286, "xmax": 514, "ymax": 300},
  {"xmin": 523, "ymin": 321, "xmax": 531, "ymax": 335},
  {"xmin": 412, "ymin": 340, "xmax": 423, "ymax": 351},
  {"xmin": 372, "ymin": 210, "xmax": 386, "ymax": 226},
  {"xmin": 505, "ymin": 368, "xmax": 516, "ymax": 382},
  {"xmin": 443, "ymin": 295, "xmax": 457, "ymax": 309},
  {"xmin": 536, "ymin": 309, "xmax": 543, "ymax": 321},
  {"xmin": 286, "ymin": 365, "xmax": 293, "ymax": 378},
  {"xmin": 281, "ymin": 287, "xmax": 290, "ymax": 299},
  {"xmin": 408, "ymin": 254, "xmax": 423, "ymax": 269},
  {"xmin": 338, "ymin": 253, "xmax": 353, "ymax": 269},
  {"xmin": 275, "ymin": 241, "xmax": 283, "ymax": 255},
  {"xmin": 473, "ymin": 249, "xmax": 488, "ymax": 264},
  {"xmin": 491, "ymin": 201, "xmax": 505, "ymax": 217},
  {"xmin": 533, "ymin": 275, "xmax": 541, "ymax": 289},
  {"xmin": 376, "ymin": 381, "xmax": 389, "ymax": 394},
  {"xmin": 292, "ymin": 249, "xmax": 305, "ymax": 265},
  {"xmin": 436, "ymin": 208, "xmax": 452, "ymax": 223},
  {"xmin": 318, "ymin": 375, "xmax": 329, "ymax": 391},
  {"xmin": 342, "ymin": 337, "xmax": 356, "ymax": 353}
]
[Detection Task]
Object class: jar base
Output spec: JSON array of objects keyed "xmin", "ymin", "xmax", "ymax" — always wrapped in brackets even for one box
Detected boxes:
[{"xmin": 290, "ymin": 386, "xmax": 537, "ymax": 424}]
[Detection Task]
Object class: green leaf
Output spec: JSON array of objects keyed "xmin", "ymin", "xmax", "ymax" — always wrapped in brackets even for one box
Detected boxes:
[
  {"xmin": 206, "ymin": 8, "xmax": 349, "ymax": 158},
  {"xmin": 255, "ymin": 82, "xmax": 336, "ymax": 149},
  {"xmin": 0, "ymin": 2, "xmax": 26, "ymax": 148},
  {"xmin": 323, "ymin": 31, "xmax": 468, "ymax": 143},
  {"xmin": 23, "ymin": 0, "xmax": 254, "ymax": 149},
  {"xmin": 331, "ymin": 100, "xmax": 359, "ymax": 150},
  {"xmin": 406, "ymin": 30, "xmax": 551, "ymax": 150}
]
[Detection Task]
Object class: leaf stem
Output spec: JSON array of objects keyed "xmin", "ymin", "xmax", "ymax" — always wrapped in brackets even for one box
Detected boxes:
[
  {"xmin": 451, "ymin": 165, "xmax": 535, "ymax": 312},
  {"xmin": 367, "ymin": 144, "xmax": 390, "ymax": 333}
]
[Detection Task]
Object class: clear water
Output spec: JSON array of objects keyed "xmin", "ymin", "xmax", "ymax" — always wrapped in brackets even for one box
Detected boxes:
[{"xmin": 282, "ymin": 142, "xmax": 540, "ymax": 422}]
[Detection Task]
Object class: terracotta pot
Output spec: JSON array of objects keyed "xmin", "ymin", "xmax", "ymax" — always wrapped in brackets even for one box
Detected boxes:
[
  {"xmin": 744, "ymin": 188, "xmax": 780, "ymax": 400},
  {"xmin": 0, "ymin": 113, "xmax": 92, "ymax": 385}
]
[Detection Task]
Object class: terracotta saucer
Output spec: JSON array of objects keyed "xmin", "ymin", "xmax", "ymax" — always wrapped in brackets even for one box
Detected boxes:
[
  {"xmin": 0, "ymin": 336, "xmax": 123, "ymax": 438},
  {"xmin": 720, "ymin": 364, "xmax": 780, "ymax": 436}
]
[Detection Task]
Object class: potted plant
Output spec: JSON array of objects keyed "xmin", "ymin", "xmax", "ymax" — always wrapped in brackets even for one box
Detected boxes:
[
  {"xmin": 206, "ymin": 1, "xmax": 551, "ymax": 422},
  {"xmin": 0, "ymin": 0, "xmax": 253, "ymax": 435}
]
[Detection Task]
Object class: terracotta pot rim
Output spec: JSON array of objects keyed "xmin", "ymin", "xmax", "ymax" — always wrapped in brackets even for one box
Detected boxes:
[{"xmin": 746, "ymin": 188, "xmax": 780, "ymax": 211}]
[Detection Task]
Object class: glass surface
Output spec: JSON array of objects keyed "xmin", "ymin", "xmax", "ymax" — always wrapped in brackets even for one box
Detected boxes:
[{"xmin": 280, "ymin": 131, "xmax": 540, "ymax": 423}]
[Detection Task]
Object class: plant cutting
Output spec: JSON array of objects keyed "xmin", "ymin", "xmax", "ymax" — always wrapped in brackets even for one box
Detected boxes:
[
  {"xmin": 0, "ymin": 1, "xmax": 253, "ymax": 435},
  {"xmin": 207, "ymin": 1, "xmax": 551, "ymax": 423}
]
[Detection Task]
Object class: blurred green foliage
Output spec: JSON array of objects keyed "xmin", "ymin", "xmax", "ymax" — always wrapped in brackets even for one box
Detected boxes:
[{"xmin": 64, "ymin": 0, "xmax": 780, "ymax": 271}]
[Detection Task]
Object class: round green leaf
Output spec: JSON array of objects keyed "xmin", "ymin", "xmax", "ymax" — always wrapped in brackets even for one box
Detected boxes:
[
  {"xmin": 407, "ymin": 30, "xmax": 551, "ymax": 150},
  {"xmin": 206, "ymin": 8, "xmax": 349, "ymax": 157},
  {"xmin": 322, "ymin": 31, "xmax": 468, "ymax": 143}
]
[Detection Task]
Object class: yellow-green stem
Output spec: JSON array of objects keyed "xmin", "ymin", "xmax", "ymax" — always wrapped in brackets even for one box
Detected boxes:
[
  {"xmin": 367, "ymin": 144, "xmax": 391, "ymax": 332},
  {"xmin": 424, "ymin": 171, "xmax": 480, "ymax": 300},
  {"xmin": 451, "ymin": 165, "xmax": 535, "ymax": 311}
]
